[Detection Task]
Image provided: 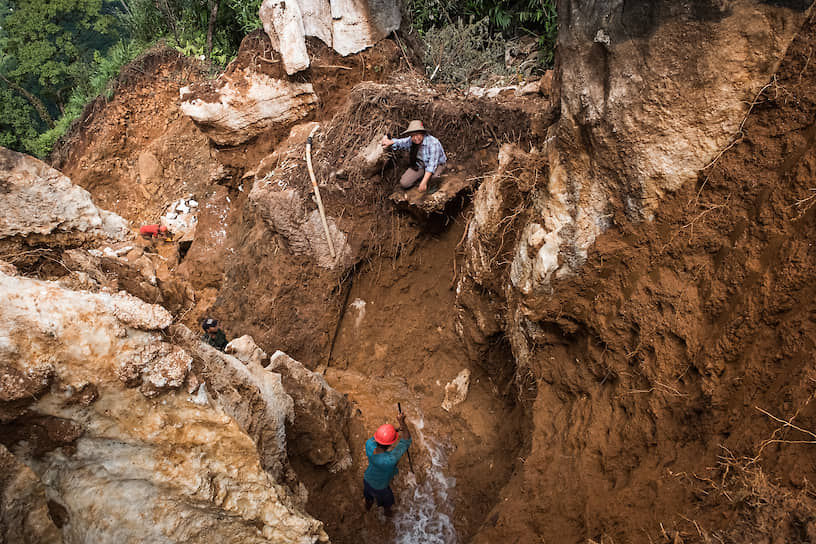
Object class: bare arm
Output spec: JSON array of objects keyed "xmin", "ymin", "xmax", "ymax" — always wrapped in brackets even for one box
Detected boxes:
[{"xmin": 417, "ymin": 170, "xmax": 433, "ymax": 192}]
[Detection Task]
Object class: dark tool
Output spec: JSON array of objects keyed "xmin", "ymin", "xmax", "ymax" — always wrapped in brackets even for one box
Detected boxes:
[{"xmin": 397, "ymin": 402, "xmax": 415, "ymax": 473}]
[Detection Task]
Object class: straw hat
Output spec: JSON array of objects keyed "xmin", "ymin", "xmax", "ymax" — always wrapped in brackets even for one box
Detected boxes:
[{"xmin": 401, "ymin": 120, "xmax": 428, "ymax": 136}]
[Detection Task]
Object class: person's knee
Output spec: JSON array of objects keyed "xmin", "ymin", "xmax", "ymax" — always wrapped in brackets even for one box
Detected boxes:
[{"xmin": 400, "ymin": 168, "xmax": 421, "ymax": 188}]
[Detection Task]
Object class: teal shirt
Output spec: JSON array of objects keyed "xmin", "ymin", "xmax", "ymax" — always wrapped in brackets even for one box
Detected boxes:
[{"xmin": 363, "ymin": 436, "xmax": 412, "ymax": 490}]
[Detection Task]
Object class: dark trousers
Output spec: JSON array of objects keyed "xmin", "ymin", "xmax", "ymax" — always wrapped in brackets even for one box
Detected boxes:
[{"xmin": 363, "ymin": 479, "xmax": 395, "ymax": 508}]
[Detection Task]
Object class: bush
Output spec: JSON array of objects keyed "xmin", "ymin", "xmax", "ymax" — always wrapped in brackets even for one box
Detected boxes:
[
  {"xmin": 25, "ymin": 40, "xmax": 147, "ymax": 158},
  {"xmin": 226, "ymin": 0, "xmax": 264, "ymax": 34},
  {"xmin": 409, "ymin": 0, "xmax": 557, "ymax": 71},
  {"xmin": 422, "ymin": 17, "xmax": 509, "ymax": 89}
]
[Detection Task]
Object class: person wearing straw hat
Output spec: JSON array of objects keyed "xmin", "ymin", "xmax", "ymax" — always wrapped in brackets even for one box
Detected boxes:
[{"xmin": 381, "ymin": 120, "xmax": 448, "ymax": 193}]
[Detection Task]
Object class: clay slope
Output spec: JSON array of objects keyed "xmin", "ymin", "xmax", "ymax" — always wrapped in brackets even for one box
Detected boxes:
[{"xmin": 465, "ymin": 8, "xmax": 816, "ymax": 544}]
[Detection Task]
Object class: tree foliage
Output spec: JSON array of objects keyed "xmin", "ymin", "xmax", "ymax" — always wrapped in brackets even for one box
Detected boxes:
[
  {"xmin": 0, "ymin": 0, "xmax": 558, "ymax": 157},
  {"xmin": 409, "ymin": 0, "xmax": 557, "ymax": 69}
]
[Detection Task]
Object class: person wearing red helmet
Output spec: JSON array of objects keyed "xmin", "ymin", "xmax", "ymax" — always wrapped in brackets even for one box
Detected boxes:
[
  {"xmin": 363, "ymin": 411, "xmax": 412, "ymax": 516},
  {"xmin": 139, "ymin": 224, "xmax": 169, "ymax": 238}
]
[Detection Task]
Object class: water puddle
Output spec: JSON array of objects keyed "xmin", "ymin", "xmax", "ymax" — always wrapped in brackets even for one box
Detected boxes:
[{"xmin": 392, "ymin": 416, "xmax": 457, "ymax": 544}]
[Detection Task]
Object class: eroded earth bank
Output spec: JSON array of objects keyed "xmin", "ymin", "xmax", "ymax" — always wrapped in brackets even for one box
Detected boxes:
[{"xmin": 3, "ymin": 1, "xmax": 816, "ymax": 543}]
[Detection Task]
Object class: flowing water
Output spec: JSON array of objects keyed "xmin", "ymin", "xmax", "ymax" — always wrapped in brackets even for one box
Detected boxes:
[{"xmin": 392, "ymin": 416, "xmax": 457, "ymax": 544}]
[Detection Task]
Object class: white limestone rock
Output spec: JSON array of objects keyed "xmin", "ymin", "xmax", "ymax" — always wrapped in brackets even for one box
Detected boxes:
[
  {"xmin": 0, "ymin": 271, "xmax": 328, "ymax": 543},
  {"xmin": 508, "ymin": 2, "xmax": 810, "ymax": 296},
  {"xmin": 329, "ymin": 0, "xmax": 401, "ymax": 56},
  {"xmin": 0, "ymin": 147, "xmax": 129, "ymax": 241},
  {"xmin": 180, "ymin": 69, "xmax": 318, "ymax": 146},
  {"xmin": 442, "ymin": 369, "xmax": 471, "ymax": 412},
  {"xmin": 172, "ymin": 325, "xmax": 295, "ymax": 479},
  {"xmin": 226, "ymin": 334, "xmax": 270, "ymax": 368},
  {"xmin": 260, "ymin": 0, "xmax": 311, "ymax": 74},
  {"xmin": 259, "ymin": 0, "xmax": 401, "ymax": 72}
]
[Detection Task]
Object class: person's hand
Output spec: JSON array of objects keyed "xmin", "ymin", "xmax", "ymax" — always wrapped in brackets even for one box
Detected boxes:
[
  {"xmin": 417, "ymin": 180, "xmax": 427, "ymax": 192},
  {"xmin": 381, "ymin": 136, "xmax": 393, "ymax": 148},
  {"xmin": 397, "ymin": 413, "xmax": 407, "ymax": 427}
]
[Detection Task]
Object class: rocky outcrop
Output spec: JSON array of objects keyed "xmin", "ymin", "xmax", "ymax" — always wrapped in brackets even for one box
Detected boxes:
[
  {"xmin": 260, "ymin": 0, "xmax": 401, "ymax": 74},
  {"xmin": 60, "ymin": 247, "xmax": 194, "ymax": 314},
  {"xmin": 267, "ymin": 350, "xmax": 353, "ymax": 473},
  {"xmin": 0, "ymin": 147, "xmax": 129, "ymax": 241},
  {"xmin": 509, "ymin": 1, "xmax": 811, "ymax": 297},
  {"xmin": 223, "ymin": 335, "xmax": 353, "ymax": 474},
  {"xmin": 0, "ymin": 270, "xmax": 327, "ymax": 543},
  {"xmin": 249, "ymin": 123, "xmax": 355, "ymax": 269},
  {"xmin": 180, "ymin": 69, "xmax": 318, "ymax": 146},
  {"xmin": 461, "ymin": 4, "xmax": 816, "ymax": 543},
  {"xmin": 173, "ymin": 327, "xmax": 295, "ymax": 480},
  {"xmin": 456, "ymin": 144, "xmax": 534, "ymax": 368}
]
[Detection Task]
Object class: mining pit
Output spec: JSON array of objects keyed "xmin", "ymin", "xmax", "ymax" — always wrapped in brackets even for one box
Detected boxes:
[{"xmin": 3, "ymin": 3, "xmax": 816, "ymax": 544}]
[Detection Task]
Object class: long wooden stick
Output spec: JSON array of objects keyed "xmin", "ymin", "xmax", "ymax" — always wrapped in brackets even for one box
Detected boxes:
[
  {"xmin": 306, "ymin": 125, "xmax": 336, "ymax": 259},
  {"xmin": 397, "ymin": 402, "xmax": 415, "ymax": 473}
]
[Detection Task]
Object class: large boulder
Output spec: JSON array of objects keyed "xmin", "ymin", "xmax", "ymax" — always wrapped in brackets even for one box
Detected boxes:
[
  {"xmin": 224, "ymin": 335, "xmax": 353, "ymax": 474},
  {"xmin": 249, "ymin": 123, "xmax": 355, "ymax": 269},
  {"xmin": 259, "ymin": 0, "xmax": 401, "ymax": 74},
  {"xmin": 0, "ymin": 147, "xmax": 129, "ymax": 241},
  {"xmin": 260, "ymin": 0, "xmax": 311, "ymax": 74},
  {"xmin": 509, "ymin": 0, "xmax": 812, "ymax": 297},
  {"xmin": 0, "ymin": 270, "xmax": 328, "ymax": 543},
  {"xmin": 180, "ymin": 68, "xmax": 318, "ymax": 146},
  {"xmin": 173, "ymin": 327, "xmax": 296, "ymax": 480},
  {"xmin": 267, "ymin": 350, "xmax": 353, "ymax": 473}
]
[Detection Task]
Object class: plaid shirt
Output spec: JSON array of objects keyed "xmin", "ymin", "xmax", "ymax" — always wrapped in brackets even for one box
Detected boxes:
[{"xmin": 391, "ymin": 134, "xmax": 447, "ymax": 174}]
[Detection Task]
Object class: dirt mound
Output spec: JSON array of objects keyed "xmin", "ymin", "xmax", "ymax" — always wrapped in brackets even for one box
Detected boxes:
[
  {"xmin": 39, "ymin": 12, "xmax": 816, "ymax": 543},
  {"xmin": 465, "ymin": 11, "xmax": 816, "ymax": 544}
]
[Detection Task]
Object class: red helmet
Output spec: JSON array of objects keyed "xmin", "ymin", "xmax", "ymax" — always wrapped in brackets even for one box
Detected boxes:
[{"xmin": 374, "ymin": 424, "xmax": 399, "ymax": 446}]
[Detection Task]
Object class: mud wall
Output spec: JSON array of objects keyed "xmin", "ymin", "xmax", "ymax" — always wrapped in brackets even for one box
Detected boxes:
[{"xmin": 462, "ymin": 2, "xmax": 816, "ymax": 542}]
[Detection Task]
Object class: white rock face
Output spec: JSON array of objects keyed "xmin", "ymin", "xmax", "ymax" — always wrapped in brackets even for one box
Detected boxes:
[
  {"xmin": 0, "ymin": 147, "xmax": 129, "ymax": 240},
  {"xmin": 260, "ymin": 0, "xmax": 311, "ymax": 74},
  {"xmin": 180, "ymin": 70, "xmax": 318, "ymax": 146},
  {"xmin": 259, "ymin": 0, "xmax": 401, "ymax": 73},
  {"xmin": 442, "ymin": 369, "xmax": 471, "ymax": 412},
  {"xmin": 329, "ymin": 0, "xmax": 402, "ymax": 56},
  {"xmin": 249, "ymin": 124, "xmax": 354, "ymax": 269},
  {"xmin": 508, "ymin": 2, "xmax": 810, "ymax": 294},
  {"xmin": 227, "ymin": 333, "xmax": 270, "ymax": 368},
  {"xmin": 172, "ymin": 326, "xmax": 295, "ymax": 479},
  {"xmin": 0, "ymin": 271, "xmax": 327, "ymax": 543}
]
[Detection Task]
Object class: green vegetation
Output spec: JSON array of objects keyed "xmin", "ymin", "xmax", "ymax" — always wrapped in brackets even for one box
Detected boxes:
[
  {"xmin": 0, "ymin": 0, "xmax": 557, "ymax": 157},
  {"xmin": 409, "ymin": 0, "xmax": 557, "ymax": 86},
  {"xmin": 0, "ymin": 0, "xmax": 250, "ymax": 158}
]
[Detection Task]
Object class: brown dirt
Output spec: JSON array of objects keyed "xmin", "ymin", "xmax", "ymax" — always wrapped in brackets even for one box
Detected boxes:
[
  {"xmin": 295, "ymin": 216, "xmax": 525, "ymax": 543},
  {"xmin": 470, "ymin": 11, "xmax": 816, "ymax": 544},
  {"xmin": 32, "ymin": 13, "xmax": 816, "ymax": 544}
]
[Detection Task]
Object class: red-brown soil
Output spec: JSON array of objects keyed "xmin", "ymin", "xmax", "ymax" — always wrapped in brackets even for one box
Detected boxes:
[
  {"xmin": 471, "ymin": 11, "xmax": 816, "ymax": 544},
  {"xmin": 35, "ymin": 12, "xmax": 816, "ymax": 544}
]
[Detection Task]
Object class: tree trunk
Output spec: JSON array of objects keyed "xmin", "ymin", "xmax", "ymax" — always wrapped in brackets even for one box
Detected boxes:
[
  {"xmin": 0, "ymin": 72, "xmax": 55, "ymax": 128},
  {"xmin": 206, "ymin": 0, "xmax": 220, "ymax": 60},
  {"xmin": 154, "ymin": 0, "xmax": 180, "ymax": 46}
]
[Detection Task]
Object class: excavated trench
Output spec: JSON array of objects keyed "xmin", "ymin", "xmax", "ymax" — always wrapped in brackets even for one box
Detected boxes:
[
  {"xmin": 7, "ymin": 7, "xmax": 816, "ymax": 542},
  {"xmin": 296, "ymin": 212, "xmax": 527, "ymax": 543}
]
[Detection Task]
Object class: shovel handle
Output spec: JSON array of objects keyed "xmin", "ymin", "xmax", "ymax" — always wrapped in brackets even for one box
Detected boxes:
[{"xmin": 396, "ymin": 402, "xmax": 415, "ymax": 473}]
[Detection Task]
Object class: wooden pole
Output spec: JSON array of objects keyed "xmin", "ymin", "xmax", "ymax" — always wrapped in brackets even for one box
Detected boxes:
[
  {"xmin": 397, "ymin": 402, "xmax": 415, "ymax": 473},
  {"xmin": 306, "ymin": 125, "xmax": 336, "ymax": 260}
]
